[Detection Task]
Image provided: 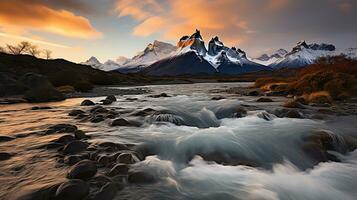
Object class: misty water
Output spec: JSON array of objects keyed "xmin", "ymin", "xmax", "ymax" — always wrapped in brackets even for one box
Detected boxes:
[{"xmin": 1, "ymin": 83, "xmax": 357, "ymax": 200}]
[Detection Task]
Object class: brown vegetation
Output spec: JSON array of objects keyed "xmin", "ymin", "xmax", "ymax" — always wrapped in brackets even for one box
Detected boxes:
[{"xmin": 255, "ymin": 56, "xmax": 357, "ymax": 102}]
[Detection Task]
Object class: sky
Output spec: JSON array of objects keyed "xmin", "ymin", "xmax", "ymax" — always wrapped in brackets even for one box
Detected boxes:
[{"xmin": 0, "ymin": 0, "xmax": 356, "ymax": 63}]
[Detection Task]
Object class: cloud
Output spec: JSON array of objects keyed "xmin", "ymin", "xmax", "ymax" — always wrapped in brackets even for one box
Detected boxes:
[
  {"xmin": 0, "ymin": 0, "xmax": 101, "ymax": 39},
  {"xmin": 114, "ymin": 0, "xmax": 292, "ymax": 47},
  {"xmin": 115, "ymin": 0, "xmax": 357, "ymax": 57}
]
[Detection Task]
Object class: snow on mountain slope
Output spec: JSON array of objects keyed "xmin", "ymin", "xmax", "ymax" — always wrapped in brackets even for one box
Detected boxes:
[
  {"xmin": 116, "ymin": 40, "xmax": 178, "ymax": 73},
  {"xmin": 142, "ymin": 30, "xmax": 270, "ymax": 76},
  {"xmin": 81, "ymin": 56, "xmax": 122, "ymax": 72},
  {"xmin": 252, "ymin": 49, "xmax": 288, "ymax": 66},
  {"xmin": 269, "ymin": 41, "xmax": 357, "ymax": 69}
]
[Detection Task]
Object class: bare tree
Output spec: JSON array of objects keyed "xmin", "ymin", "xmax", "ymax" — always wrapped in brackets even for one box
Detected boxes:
[
  {"xmin": 28, "ymin": 45, "xmax": 41, "ymax": 57},
  {"xmin": 44, "ymin": 49, "xmax": 52, "ymax": 59},
  {"xmin": 6, "ymin": 41, "xmax": 31, "ymax": 55}
]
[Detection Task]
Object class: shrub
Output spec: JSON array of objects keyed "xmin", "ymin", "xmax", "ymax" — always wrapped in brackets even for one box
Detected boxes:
[{"xmin": 304, "ymin": 91, "xmax": 332, "ymax": 104}]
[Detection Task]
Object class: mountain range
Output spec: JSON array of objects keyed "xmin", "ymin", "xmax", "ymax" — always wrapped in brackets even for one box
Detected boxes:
[{"xmin": 82, "ymin": 30, "xmax": 357, "ymax": 76}]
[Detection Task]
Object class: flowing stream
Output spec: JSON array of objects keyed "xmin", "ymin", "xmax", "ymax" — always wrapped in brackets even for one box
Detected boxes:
[{"xmin": 0, "ymin": 83, "xmax": 356, "ymax": 200}]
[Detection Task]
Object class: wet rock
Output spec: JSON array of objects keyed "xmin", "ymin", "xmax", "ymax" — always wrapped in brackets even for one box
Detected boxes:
[
  {"xmin": 111, "ymin": 118, "xmax": 132, "ymax": 126},
  {"xmin": 67, "ymin": 160, "xmax": 97, "ymax": 180},
  {"xmin": 90, "ymin": 174, "xmax": 112, "ymax": 187},
  {"xmin": 344, "ymin": 135, "xmax": 357, "ymax": 152},
  {"xmin": 31, "ymin": 106, "xmax": 52, "ymax": 110},
  {"xmin": 302, "ymin": 131, "xmax": 342, "ymax": 164},
  {"xmin": 247, "ymin": 90, "xmax": 261, "ymax": 96},
  {"xmin": 55, "ymin": 179, "xmax": 89, "ymax": 200},
  {"xmin": 131, "ymin": 108, "xmax": 156, "ymax": 116},
  {"xmin": 106, "ymin": 95, "xmax": 117, "ymax": 102},
  {"xmin": 64, "ymin": 155, "xmax": 82, "ymax": 165},
  {"xmin": 283, "ymin": 100, "xmax": 306, "ymax": 109},
  {"xmin": 126, "ymin": 97, "xmax": 138, "ymax": 101},
  {"xmin": 91, "ymin": 182, "xmax": 123, "ymax": 200},
  {"xmin": 257, "ymin": 111, "xmax": 275, "ymax": 121},
  {"xmin": 211, "ymin": 96, "xmax": 226, "ymax": 100},
  {"xmin": 128, "ymin": 171, "xmax": 157, "ymax": 184},
  {"xmin": 63, "ymin": 140, "xmax": 88, "ymax": 155},
  {"xmin": 0, "ymin": 135, "xmax": 15, "ymax": 143},
  {"xmin": 81, "ymin": 99, "xmax": 95, "ymax": 106},
  {"xmin": 53, "ymin": 134, "xmax": 75, "ymax": 144},
  {"xmin": 101, "ymin": 99, "xmax": 113, "ymax": 105},
  {"xmin": 233, "ymin": 106, "xmax": 247, "ymax": 118},
  {"xmin": 74, "ymin": 130, "xmax": 88, "ymax": 140},
  {"xmin": 149, "ymin": 93, "xmax": 170, "ymax": 98},
  {"xmin": 90, "ymin": 115, "xmax": 105, "ymax": 123},
  {"xmin": 97, "ymin": 142, "xmax": 129, "ymax": 151},
  {"xmin": 12, "ymin": 183, "xmax": 60, "ymax": 200},
  {"xmin": 117, "ymin": 153, "xmax": 139, "ymax": 164},
  {"xmin": 46, "ymin": 124, "xmax": 77, "ymax": 134},
  {"xmin": 68, "ymin": 109, "xmax": 85, "ymax": 116},
  {"xmin": 44, "ymin": 142, "xmax": 64, "ymax": 149},
  {"xmin": 107, "ymin": 164, "xmax": 129, "ymax": 177},
  {"xmin": 256, "ymin": 97, "xmax": 273, "ymax": 102},
  {"xmin": 96, "ymin": 155, "xmax": 112, "ymax": 167},
  {"xmin": 90, "ymin": 106, "xmax": 108, "ymax": 114},
  {"xmin": 0, "ymin": 152, "xmax": 12, "ymax": 161},
  {"xmin": 285, "ymin": 109, "xmax": 304, "ymax": 118},
  {"xmin": 198, "ymin": 152, "xmax": 257, "ymax": 167}
]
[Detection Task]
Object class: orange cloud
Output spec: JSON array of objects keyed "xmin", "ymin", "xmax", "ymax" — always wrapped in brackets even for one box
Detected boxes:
[
  {"xmin": 115, "ymin": 0, "xmax": 290, "ymax": 47},
  {"xmin": 0, "ymin": 1, "xmax": 101, "ymax": 39}
]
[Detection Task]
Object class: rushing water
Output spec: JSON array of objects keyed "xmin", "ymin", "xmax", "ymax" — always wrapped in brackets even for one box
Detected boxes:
[{"xmin": 0, "ymin": 83, "xmax": 356, "ymax": 200}]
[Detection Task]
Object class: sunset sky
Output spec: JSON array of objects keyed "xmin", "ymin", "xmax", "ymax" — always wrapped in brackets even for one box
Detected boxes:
[{"xmin": 0, "ymin": 0, "xmax": 356, "ymax": 63}]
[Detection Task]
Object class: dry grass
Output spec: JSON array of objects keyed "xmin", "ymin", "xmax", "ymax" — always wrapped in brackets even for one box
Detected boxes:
[{"xmin": 303, "ymin": 91, "xmax": 332, "ymax": 104}]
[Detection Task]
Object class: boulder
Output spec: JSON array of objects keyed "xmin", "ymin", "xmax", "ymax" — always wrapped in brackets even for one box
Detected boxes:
[
  {"xmin": 106, "ymin": 95, "xmax": 117, "ymax": 102},
  {"xmin": 117, "ymin": 153, "xmax": 139, "ymax": 164},
  {"xmin": 90, "ymin": 115, "xmax": 105, "ymax": 123},
  {"xmin": 149, "ymin": 93, "xmax": 170, "ymax": 98},
  {"xmin": 111, "ymin": 118, "xmax": 131, "ymax": 126},
  {"xmin": 21, "ymin": 73, "xmax": 65, "ymax": 103},
  {"xmin": 63, "ymin": 141, "xmax": 88, "ymax": 155},
  {"xmin": 107, "ymin": 164, "xmax": 129, "ymax": 177},
  {"xmin": 0, "ymin": 135, "xmax": 15, "ymax": 143},
  {"xmin": 211, "ymin": 96, "xmax": 226, "ymax": 100},
  {"xmin": 46, "ymin": 124, "xmax": 77, "ymax": 134},
  {"xmin": 64, "ymin": 155, "xmax": 82, "ymax": 165},
  {"xmin": 68, "ymin": 109, "xmax": 85, "ymax": 116},
  {"xmin": 90, "ymin": 106, "xmax": 108, "ymax": 113},
  {"xmin": 0, "ymin": 152, "xmax": 12, "ymax": 161},
  {"xmin": 74, "ymin": 130, "xmax": 87, "ymax": 140},
  {"xmin": 53, "ymin": 134, "xmax": 75, "ymax": 144},
  {"xmin": 283, "ymin": 100, "xmax": 306, "ymax": 109},
  {"xmin": 285, "ymin": 109, "xmax": 304, "ymax": 118},
  {"xmin": 12, "ymin": 183, "xmax": 60, "ymax": 200},
  {"xmin": 233, "ymin": 107, "xmax": 247, "ymax": 118},
  {"xmin": 31, "ymin": 106, "xmax": 52, "ymax": 110},
  {"xmin": 80, "ymin": 99, "xmax": 95, "ymax": 106},
  {"xmin": 55, "ymin": 179, "xmax": 89, "ymax": 200},
  {"xmin": 101, "ymin": 99, "xmax": 113, "ymax": 105},
  {"xmin": 67, "ymin": 160, "xmax": 97, "ymax": 180}
]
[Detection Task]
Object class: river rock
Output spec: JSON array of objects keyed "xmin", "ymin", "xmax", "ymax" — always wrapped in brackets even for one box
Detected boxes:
[
  {"xmin": 131, "ymin": 108, "xmax": 156, "ymax": 116},
  {"xmin": 12, "ymin": 183, "xmax": 60, "ymax": 200},
  {"xmin": 111, "ymin": 118, "xmax": 131, "ymax": 126},
  {"xmin": 233, "ymin": 107, "xmax": 247, "ymax": 118},
  {"xmin": 0, "ymin": 135, "xmax": 15, "ymax": 143},
  {"xmin": 91, "ymin": 182, "xmax": 123, "ymax": 200},
  {"xmin": 106, "ymin": 95, "xmax": 117, "ymax": 102},
  {"xmin": 64, "ymin": 155, "xmax": 82, "ymax": 165},
  {"xmin": 54, "ymin": 134, "xmax": 75, "ymax": 144},
  {"xmin": 97, "ymin": 142, "xmax": 129, "ymax": 151},
  {"xmin": 285, "ymin": 109, "xmax": 304, "ymax": 118},
  {"xmin": 74, "ymin": 130, "xmax": 87, "ymax": 140},
  {"xmin": 90, "ymin": 115, "xmax": 105, "ymax": 123},
  {"xmin": 31, "ymin": 106, "xmax": 52, "ymax": 110},
  {"xmin": 117, "ymin": 153, "xmax": 139, "ymax": 164},
  {"xmin": 283, "ymin": 100, "xmax": 306, "ymax": 109},
  {"xmin": 46, "ymin": 124, "xmax": 77, "ymax": 134},
  {"xmin": 81, "ymin": 99, "xmax": 95, "ymax": 106},
  {"xmin": 63, "ymin": 140, "xmax": 88, "ymax": 155},
  {"xmin": 107, "ymin": 164, "xmax": 129, "ymax": 177},
  {"xmin": 90, "ymin": 106, "xmax": 108, "ymax": 114},
  {"xmin": 149, "ymin": 93, "xmax": 170, "ymax": 98},
  {"xmin": 0, "ymin": 152, "xmax": 12, "ymax": 161},
  {"xmin": 211, "ymin": 96, "xmax": 226, "ymax": 100},
  {"xmin": 67, "ymin": 160, "xmax": 97, "ymax": 180},
  {"xmin": 256, "ymin": 97, "xmax": 273, "ymax": 102},
  {"xmin": 101, "ymin": 99, "xmax": 113, "ymax": 105},
  {"xmin": 68, "ymin": 109, "xmax": 85, "ymax": 116},
  {"xmin": 55, "ymin": 179, "xmax": 89, "ymax": 200}
]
